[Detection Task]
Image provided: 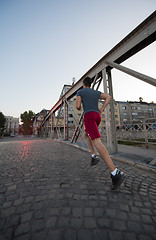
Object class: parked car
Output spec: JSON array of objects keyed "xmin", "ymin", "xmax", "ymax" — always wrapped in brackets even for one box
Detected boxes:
[{"xmin": 10, "ymin": 133, "xmax": 15, "ymax": 137}]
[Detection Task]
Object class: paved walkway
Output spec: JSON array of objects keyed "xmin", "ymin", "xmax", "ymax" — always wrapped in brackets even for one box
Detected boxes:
[{"xmin": 0, "ymin": 138, "xmax": 156, "ymax": 240}]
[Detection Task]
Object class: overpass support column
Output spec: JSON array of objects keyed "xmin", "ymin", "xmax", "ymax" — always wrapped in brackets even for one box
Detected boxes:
[{"xmin": 102, "ymin": 68, "xmax": 118, "ymax": 154}]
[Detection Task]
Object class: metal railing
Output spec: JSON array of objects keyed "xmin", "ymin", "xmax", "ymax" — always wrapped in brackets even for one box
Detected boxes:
[{"xmin": 116, "ymin": 119, "xmax": 156, "ymax": 148}]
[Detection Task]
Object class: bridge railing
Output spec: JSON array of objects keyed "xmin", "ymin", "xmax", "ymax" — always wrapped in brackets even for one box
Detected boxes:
[
  {"xmin": 116, "ymin": 119, "xmax": 156, "ymax": 148},
  {"xmin": 41, "ymin": 111, "xmax": 156, "ymax": 150}
]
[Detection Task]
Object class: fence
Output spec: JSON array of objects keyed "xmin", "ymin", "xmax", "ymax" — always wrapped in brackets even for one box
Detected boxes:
[
  {"xmin": 116, "ymin": 119, "xmax": 156, "ymax": 148},
  {"xmin": 43, "ymin": 115, "xmax": 156, "ymax": 149}
]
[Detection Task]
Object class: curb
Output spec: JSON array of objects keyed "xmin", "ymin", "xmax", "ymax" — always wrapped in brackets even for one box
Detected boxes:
[
  {"xmin": 49, "ymin": 138, "xmax": 156, "ymax": 174},
  {"xmin": 111, "ymin": 155, "xmax": 156, "ymax": 174}
]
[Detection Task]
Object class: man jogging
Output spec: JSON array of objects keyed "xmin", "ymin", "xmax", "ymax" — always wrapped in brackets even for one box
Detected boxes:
[{"xmin": 76, "ymin": 77, "xmax": 124, "ymax": 190}]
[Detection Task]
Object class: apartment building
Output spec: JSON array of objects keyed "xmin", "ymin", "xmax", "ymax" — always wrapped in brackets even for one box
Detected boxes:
[
  {"xmin": 99, "ymin": 100, "xmax": 120, "ymax": 127},
  {"xmin": 55, "ymin": 85, "xmax": 79, "ymax": 128},
  {"xmin": 118, "ymin": 101, "xmax": 156, "ymax": 123},
  {"xmin": 5, "ymin": 116, "xmax": 19, "ymax": 135},
  {"xmin": 33, "ymin": 109, "xmax": 49, "ymax": 135}
]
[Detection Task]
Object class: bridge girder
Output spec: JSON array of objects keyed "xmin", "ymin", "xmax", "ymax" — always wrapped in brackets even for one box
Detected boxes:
[{"xmin": 42, "ymin": 11, "xmax": 156, "ymax": 153}]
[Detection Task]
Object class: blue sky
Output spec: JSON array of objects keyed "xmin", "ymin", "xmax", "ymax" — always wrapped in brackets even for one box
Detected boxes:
[{"xmin": 0, "ymin": 0, "xmax": 156, "ymax": 118}]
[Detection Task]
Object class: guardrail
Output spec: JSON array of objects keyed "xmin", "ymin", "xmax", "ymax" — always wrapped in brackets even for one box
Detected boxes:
[
  {"xmin": 116, "ymin": 119, "xmax": 156, "ymax": 148},
  {"xmin": 42, "ymin": 115, "xmax": 156, "ymax": 149}
]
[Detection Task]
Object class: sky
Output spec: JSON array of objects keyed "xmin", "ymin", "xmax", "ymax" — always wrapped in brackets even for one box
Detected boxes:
[{"xmin": 0, "ymin": 0, "xmax": 156, "ymax": 119}]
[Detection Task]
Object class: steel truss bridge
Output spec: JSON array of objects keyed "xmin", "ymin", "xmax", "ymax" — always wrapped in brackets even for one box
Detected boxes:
[{"xmin": 41, "ymin": 11, "xmax": 156, "ymax": 154}]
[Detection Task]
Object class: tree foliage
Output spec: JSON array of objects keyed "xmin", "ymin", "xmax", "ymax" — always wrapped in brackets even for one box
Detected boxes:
[
  {"xmin": 20, "ymin": 110, "xmax": 35, "ymax": 135},
  {"xmin": 0, "ymin": 112, "xmax": 6, "ymax": 137}
]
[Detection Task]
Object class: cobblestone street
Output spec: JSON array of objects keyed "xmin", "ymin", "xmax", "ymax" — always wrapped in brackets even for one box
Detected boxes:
[{"xmin": 0, "ymin": 138, "xmax": 156, "ymax": 240}]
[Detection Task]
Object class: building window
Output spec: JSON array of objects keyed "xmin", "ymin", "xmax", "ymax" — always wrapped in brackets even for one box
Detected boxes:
[
  {"xmin": 122, "ymin": 106, "xmax": 126, "ymax": 110},
  {"xmin": 132, "ymin": 113, "xmax": 138, "ymax": 115},
  {"xmin": 131, "ymin": 106, "xmax": 137, "ymax": 110},
  {"xmin": 68, "ymin": 121, "xmax": 73, "ymax": 124}
]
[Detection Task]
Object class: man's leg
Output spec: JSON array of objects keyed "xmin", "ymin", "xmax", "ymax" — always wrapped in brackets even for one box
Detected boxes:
[
  {"xmin": 92, "ymin": 137, "xmax": 116, "ymax": 172},
  {"xmin": 84, "ymin": 131, "xmax": 95, "ymax": 155},
  {"xmin": 92, "ymin": 137, "xmax": 124, "ymax": 190},
  {"xmin": 84, "ymin": 131, "xmax": 99, "ymax": 166}
]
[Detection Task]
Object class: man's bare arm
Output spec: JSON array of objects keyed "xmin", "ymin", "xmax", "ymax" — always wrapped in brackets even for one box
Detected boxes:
[
  {"xmin": 76, "ymin": 96, "xmax": 82, "ymax": 110},
  {"xmin": 99, "ymin": 93, "xmax": 111, "ymax": 113}
]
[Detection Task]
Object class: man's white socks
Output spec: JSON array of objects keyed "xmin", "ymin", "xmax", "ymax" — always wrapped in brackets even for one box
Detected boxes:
[{"xmin": 111, "ymin": 168, "xmax": 118, "ymax": 176}]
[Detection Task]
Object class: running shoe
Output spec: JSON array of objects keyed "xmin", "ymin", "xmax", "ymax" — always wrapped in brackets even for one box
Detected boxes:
[
  {"xmin": 111, "ymin": 170, "xmax": 125, "ymax": 190},
  {"xmin": 90, "ymin": 155, "xmax": 99, "ymax": 166}
]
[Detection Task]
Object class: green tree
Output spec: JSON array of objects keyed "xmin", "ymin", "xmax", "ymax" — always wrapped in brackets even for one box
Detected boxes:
[
  {"xmin": 0, "ymin": 112, "xmax": 6, "ymax": 138},
  {"xmin": 20, "ymin": 110, "xmax": 35, "ymax": 135}
]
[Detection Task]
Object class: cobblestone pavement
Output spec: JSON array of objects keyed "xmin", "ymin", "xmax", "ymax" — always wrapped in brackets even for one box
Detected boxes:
[{"xmin": 0, "ymin": 138, "xmax": 156, "ymax": 240}]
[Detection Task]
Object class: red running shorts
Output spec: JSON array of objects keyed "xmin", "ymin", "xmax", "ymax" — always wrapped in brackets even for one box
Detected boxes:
[{"xmin": 84, "ymin": 111, "xmax": 101, "ymax": 140}]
